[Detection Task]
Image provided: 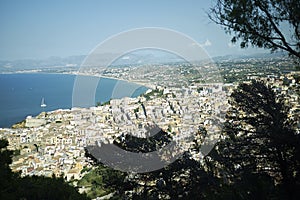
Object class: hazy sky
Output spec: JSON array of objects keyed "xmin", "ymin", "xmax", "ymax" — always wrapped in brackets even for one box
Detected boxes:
[{"xmin": 0, "ymin": 0, "xmax": 267, "ymax": 60}]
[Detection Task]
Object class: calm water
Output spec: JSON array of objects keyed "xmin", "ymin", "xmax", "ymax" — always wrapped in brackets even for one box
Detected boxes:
[{"xmin": 0, "ymin": 73, "xmax": 147, "ymax": 128}]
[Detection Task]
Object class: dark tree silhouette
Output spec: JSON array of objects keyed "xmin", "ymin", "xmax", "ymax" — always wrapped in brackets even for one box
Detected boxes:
[
  {"xmin": 208, "ymin": 80, "xmax": 300, "ymax": 199},
  {"xmin": 209, "ymin": 0, "xmax": 300, "ymax": 59},
  {"xmin": 0, "ymin": 139, "xmax": 17, "ymax": 199},
  {"xmin": 84, "ymin": 80, "xmax": 300, "ymax": 199},
  {"xmin": 119, "ymin": 152, "xmax": 220, "ymax": 200},
  {"xmin": 84, "ymin": 128, "xmax": 220, "ymax": 199}
]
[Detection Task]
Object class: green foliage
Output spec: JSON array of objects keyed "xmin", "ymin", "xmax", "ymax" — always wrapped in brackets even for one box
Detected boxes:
[
  {"xmin": 205, "ymin": 172, "xmax": 278, "ymax": 200},
  {"xmin": 197, "ymin": 86, "xmax": 203, "ymax": 93},
  {"xmin": 0, "ymin": 139, "xmax": 16, "ymax": 199},
  {"xmin": 13, "ymin": 149, "xmax": 20, "ymax": 156},
  {"xmin": 123, "ymin": 152, "xmax": 220, "ymax": 199},
  {"xmin": 77, "ymin": 164, "xmax": 126, "ymax": 199},
  {"xmin": 80, "ymin": 166, "xmax": 90, "ymax": 174},
  {"xmin": 78, "ymin": 169, "xmax": 105, "ymax": 196},
  {"xmin": 15, "ymin": 176, "xmax": 89, "ymax": 200},
  {"xmin": 133, "ymin": 107, "xmax": 139, "ymax": 113},
  {"xmin": 96, "ymin": 99, "xmax": 111, "ymax": 107},
  {"xmin": 142, "ymin": 89, "xmax": 164, "ymax": 100},
  {"xmin": 99, "ymin": 166, "xmax": 126, "ymax": 191},
  {"xmin": 101, "ymin": 99, "xmax": 111, "ymax": 106},
  {"xmin": 209, "ymin": 0, "xmax": 300, "ymax": 59}
]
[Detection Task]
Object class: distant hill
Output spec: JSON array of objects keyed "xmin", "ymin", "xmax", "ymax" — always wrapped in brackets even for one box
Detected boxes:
[
  {"xmin": 212, "ymin": 52, "xmax": 289, "ymax": 62},
  {"xmin": 0, "ymin": 51, "xmax": 291, "ymax": 73},
  {"xmin": 0, "ymin": 55, "xmax": 85, "ymax": 72}
]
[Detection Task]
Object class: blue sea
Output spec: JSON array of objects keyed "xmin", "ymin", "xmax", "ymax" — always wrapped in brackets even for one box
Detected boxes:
[{"xmin": 0, "ymin": 73, "xmax": 147, "ymax": 128}]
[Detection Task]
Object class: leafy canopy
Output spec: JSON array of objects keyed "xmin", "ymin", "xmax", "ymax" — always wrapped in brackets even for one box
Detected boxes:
[{"xmin": 209, "ymin": 0, "xmax": 300, "ymax": 59}]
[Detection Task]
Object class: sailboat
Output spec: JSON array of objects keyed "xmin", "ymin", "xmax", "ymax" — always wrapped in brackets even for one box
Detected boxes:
[{"xmin": 41, "ymin": 97, "xmax": 47, "ymax": 108}]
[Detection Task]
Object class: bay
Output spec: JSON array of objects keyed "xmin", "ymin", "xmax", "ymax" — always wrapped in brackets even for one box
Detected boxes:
[{"xmin": 0, "ymin": 73, "xmax": 147, "ymax": 128}]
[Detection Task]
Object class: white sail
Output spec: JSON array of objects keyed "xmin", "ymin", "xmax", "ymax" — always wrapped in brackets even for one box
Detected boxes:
[{"xmin": 41, "ymin": 97, "xmax": 47, "ymax": 107}]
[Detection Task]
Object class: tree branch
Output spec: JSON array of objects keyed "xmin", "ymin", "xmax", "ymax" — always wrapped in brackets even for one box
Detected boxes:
[
  {"xmin": 255, "ymin": 1, "xmax": 300, "ymax": 58},
  {"xmin": 209, "ymin": 0, "xmax": 300, "ymax": 59}
]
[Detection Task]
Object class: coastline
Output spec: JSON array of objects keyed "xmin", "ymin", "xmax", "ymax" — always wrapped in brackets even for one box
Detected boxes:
[
  {"xmin": 0, "ymin": 72, "xmax": 150, "ymax": 128},
  {"xmin": 0, "ymin": 70, "xmax": 155, "ymax": 89}
]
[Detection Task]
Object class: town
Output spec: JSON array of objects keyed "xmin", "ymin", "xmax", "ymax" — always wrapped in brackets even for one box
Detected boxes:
[{"xmin": 1, "ymin": 56, "xmax": 299, "ymax": 197}]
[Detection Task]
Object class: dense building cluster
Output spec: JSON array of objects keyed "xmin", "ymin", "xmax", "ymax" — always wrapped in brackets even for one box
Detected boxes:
[{"xmin": 0, "ymin": 58, "xmax": 299, "ymax": 198}]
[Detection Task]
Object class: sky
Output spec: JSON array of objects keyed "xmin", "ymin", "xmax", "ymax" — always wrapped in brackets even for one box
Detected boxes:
[{"xmin": 0, "ymin": 0, "xmax": 268, "ymax": 60}]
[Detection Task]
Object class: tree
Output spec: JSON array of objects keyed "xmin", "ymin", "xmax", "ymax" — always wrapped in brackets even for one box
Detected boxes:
[
  {"xmin": 118, "ymin": 152, "xmax": 221, "ymax": 200},
  {"xmin": 208, "ymin": 80, "xmax": 300, "ymax": 199},
  {"xmin": 0, "ymin": 139, "xmax": 17, "ymax": 199},
  {"xmin": 84, "ymin": 127, "xmax": 220, "ymax": 199},
  {"xmin": 16, "ymin": 176, "xmax": 89, "ymax": 200},
  {"xmin": 209, "ymin": 0, "xmax": 300, "ymax": 59}
]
